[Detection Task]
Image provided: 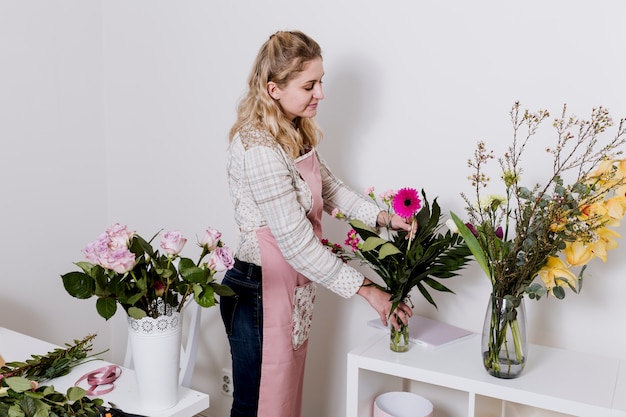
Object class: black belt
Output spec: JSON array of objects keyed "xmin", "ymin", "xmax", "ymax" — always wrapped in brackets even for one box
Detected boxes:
[{"xmin": 234, "ymin": 258, "xmax": 262, "ymax": 277}]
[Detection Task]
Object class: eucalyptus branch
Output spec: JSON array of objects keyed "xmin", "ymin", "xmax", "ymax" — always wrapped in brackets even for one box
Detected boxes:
[{"xmin": 0, "ymin": 334, "xmax": 100, "ymax": 382}]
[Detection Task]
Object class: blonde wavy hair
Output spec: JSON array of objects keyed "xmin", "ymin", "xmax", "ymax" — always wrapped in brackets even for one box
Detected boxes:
[{"xmin": 229, "ymin": 30, "xmax": 324, "ymax": 159}]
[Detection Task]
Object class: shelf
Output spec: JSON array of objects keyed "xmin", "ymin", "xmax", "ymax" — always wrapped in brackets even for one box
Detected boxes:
[{"xmin": 347, "ymin": 334, "xmax": 624, "ymax": 417}]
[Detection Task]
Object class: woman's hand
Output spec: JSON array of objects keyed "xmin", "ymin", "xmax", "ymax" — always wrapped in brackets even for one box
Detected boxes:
[
  {"xmin": 377, "ymin": 211, "xmax": 417, "ymax": 238},
  {"xmin": 357, "ymin": 278, "xmax": 413, "ymax": 330}
]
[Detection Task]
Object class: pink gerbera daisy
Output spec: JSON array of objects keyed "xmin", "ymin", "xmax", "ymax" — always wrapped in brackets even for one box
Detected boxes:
[{"xmin": 392, "ymin": 188, "xmax": 421, "ymax": 219}]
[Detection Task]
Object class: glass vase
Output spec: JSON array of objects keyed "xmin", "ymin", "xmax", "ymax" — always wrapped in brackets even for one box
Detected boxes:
[
  {"xmin": 481, "ymin": 294, "xmax": 527, "ymax": 378},
  {"xmin": 390, "ymin": 320, "xmax": 410, "ymax": 352}
]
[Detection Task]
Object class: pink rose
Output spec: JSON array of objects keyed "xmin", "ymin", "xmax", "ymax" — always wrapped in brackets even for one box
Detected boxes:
[
  {"xmin": 198, "ymin": 227, "xmax": 222, "ymax": 251},
  {"xmin": 101, "ymin": 247, "xmax": 136, "ymax": 273},
  {"xmin": 208, "ymin": 246, "xmax": 234, "ymax": 272},
  {"xmin": 83, "ymin": 233, "xmax": 110, "ymax": 264},
  {"xmin": 84, "ymin": 224, "xmax": 137, "ymax": 271},
  {"xmin": 106, "ymin": 223, "xmax": 135, "ymax": 250},
  {"xmin": 160, "ymin": 230, "xmax": 187, "ymax": 256}
]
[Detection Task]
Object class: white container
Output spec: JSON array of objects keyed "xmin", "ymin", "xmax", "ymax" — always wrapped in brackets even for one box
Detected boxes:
[
  {"xmin": 127, "ymin": 312, "xmax": 182, "ymax": 411},
  {"xmin": 373, "ymin": 392, "xmax": 434, "ymax": 417}
]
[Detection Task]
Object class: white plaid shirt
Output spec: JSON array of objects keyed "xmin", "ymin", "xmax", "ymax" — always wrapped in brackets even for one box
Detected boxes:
[{"xmin": 227, "ymin": 125, "xmax": 380, "ymax": 298}]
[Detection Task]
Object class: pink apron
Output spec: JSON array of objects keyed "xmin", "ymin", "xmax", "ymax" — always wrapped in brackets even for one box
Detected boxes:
[{"xmin": 255, "ymin": 150, "xmax": 323, "ymax": 417}]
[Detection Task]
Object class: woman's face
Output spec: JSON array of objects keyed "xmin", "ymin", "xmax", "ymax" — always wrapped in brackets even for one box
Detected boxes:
[{"xmin": 268, "ymin": 57, "xmax": 325, "ymax": 121}]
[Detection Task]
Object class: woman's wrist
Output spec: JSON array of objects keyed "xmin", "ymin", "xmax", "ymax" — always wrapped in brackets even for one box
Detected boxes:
[
  {"xmin": 357, "ymin": 277, "xmax": 372, "ymax": 296},
  {"xmin": 377, "ymin": 211, "xmax": 391, "ymax": 227},
  {"xmin": 358, "ymin": 277, "xmax": 378, "ymax": 297}
]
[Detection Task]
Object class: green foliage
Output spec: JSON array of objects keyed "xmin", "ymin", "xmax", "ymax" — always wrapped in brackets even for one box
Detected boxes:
[
  {"xmin": 0, "ymin": 377, "xmax": 103, "ymax": 417},
  {"xmin": 0, "ymin": 335, "xmax": 98, "ymax": 382},
  {"xmin": 0, "ymin": 335, "xmax": 104, "ymax": 417}
]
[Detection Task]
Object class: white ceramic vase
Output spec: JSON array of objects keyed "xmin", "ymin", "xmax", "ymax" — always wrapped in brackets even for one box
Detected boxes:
[{"xmin": 127, "ymin": 311, "xmax": 182, "ymax": 411}]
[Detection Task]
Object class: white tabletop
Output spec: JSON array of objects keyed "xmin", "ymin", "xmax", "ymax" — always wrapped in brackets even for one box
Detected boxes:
[{"xmin": 0, "ymin": 327, "xmax": 209, "ymax": 417}]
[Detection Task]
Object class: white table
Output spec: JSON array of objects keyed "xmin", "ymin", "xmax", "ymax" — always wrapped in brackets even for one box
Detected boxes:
[
  {"xmin": 347, "ymin": 333, "xmax": 626, "ymax": 417},
  {"xmin": 0, "ymin": 327, "xmax": 209, "ymax": 417}
]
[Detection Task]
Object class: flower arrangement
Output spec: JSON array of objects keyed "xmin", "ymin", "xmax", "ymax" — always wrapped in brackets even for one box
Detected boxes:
[
  {"xmin": 451, "ymin": 102, "xmax": 626, "ymax": 299},
  {"xmin": 327, "ymin": 187, "xmax": 473, "ymax": 351},
  {"xmin": 61, "ymin": 223, "xmax": 236, "ymax": 320},
  {"xmin": 450, "ymin": 101, "xmax": 626, "ymax": 377}
]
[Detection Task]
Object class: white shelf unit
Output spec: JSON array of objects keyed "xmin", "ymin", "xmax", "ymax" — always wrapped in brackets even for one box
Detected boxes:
[{"xmin": 346, "ymin": 334, "xmax": 625, "ymax": 417}]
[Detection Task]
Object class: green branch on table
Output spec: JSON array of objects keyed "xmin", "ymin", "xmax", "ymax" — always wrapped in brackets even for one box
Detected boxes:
[
  {"xmin": 1, "ymin": 334, "xmax": 100, "ymax": 382},
  {"xmin": 1, "ymin": 333, "xmax": 107, "ymax": 417}
]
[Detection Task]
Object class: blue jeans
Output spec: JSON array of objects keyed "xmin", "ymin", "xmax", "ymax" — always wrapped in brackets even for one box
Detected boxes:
[{"xmin": 220, "ymin": 262, "xmax": 263, "ymax": 417}]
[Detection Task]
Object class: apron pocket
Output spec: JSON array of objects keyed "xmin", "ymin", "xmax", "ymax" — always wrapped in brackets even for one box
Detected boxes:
[{"xmin": 292, "ymin": 281, "xmax": 317, "ymax": 350}]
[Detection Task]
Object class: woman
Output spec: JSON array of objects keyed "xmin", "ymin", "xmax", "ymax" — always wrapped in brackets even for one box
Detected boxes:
[{"xmin": 220, "ymin": 30, "xmax": 413, "ymax": 417}]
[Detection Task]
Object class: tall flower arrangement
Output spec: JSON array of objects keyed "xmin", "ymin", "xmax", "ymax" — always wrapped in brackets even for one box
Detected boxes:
[
  {"xmin": 451, "ymin": 102, "xmax": 626, "ymax": 377},
  {"xmin": 62, "ymin": 223, "xmax": 236, "ymax": 320},
  {"xmin": 452, "ymin": 102, "xmax": 626, "ymax": 299},
  {"xmin": 327, "ymin": 187, "xmax": 473, "ymax": 350}
]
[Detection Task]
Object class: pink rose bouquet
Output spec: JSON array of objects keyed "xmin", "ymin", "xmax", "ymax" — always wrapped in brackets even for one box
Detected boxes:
[{"xmin": 62, "ymin": 223, "xmax": 235, "ymax": 320}]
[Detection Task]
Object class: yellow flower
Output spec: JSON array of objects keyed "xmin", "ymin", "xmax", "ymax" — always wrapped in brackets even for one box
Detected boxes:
[
  {"xmin": 603, "ymin": 185, "xmax": 626, "ymax": 222},
  {"xmin": 549, "ymin": 209, "xmax": 568, "ymax": 233},
  {"xmin": 589, "ymin": 159, "xmax": 626, "ymax": 189},
  {"xmin": 578, "ymin": 201, "xmax": 608, "ymax": 221},
  {"xmin": 589, "ymin": 227, "xmax": 621, "ymax": 262},
  {"xmin": 605, "ymin": 197, "xmax": 626, "ymax": 221},
  {"xmin": 501, "ymin": 170, "xmax": 519, "ymax": 188},
  {"xmin": 591, "ymin": 159, "xmax": 615, "ymax": 177},
  {"xmin": 563, "ymin": 241, "xmax": 594, "ymax": 266},
  {"xmin": 617, "ymin": 159, "xmax": 626, "ymax": 179},
  {"xmin": 538, "ymin": 257, "xmax": 577, "ymax": 290}
]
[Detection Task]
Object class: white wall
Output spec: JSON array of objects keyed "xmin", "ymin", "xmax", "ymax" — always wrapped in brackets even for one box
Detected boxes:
[
  {"xmin": 1, "ymin": 1, "xmax": 625, "ymax": 417},
  {"xmin": 0, "ymin": 0, "xmax": 112, "ymax": 355}
]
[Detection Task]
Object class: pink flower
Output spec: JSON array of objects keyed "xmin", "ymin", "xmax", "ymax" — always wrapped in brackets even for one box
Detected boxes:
[
  {"xmin": 106, "ymin": 223, "xmax": 135, "ymax": 250},
  {"xmin": 160, "ymin": 230, "xmax": 187, "ymax": 256},
  {"xmin": 83, "ymin": 233, "xmax": 110, "ymax": 264},
  {"xmin": 83, "ymin": 228, "xmax": 136, "ymax": 273},
  {"xmin": 101, "ymin": 247, "xmax": 136, "ymax": 273},
  {"xmin": 198, "ymin": 227, "xmax": 222, "ymax": 251},
  {"xmin": 83, "ymin": 223, "xmax": 137, "ymax": 271},
  {"xmin": 208, "ymin": 246, "xmax": 234, "ymax": 272},
  {"xmin": 379, "ymin": 189, "xmax": 395, "ymax": 203},
  {"xmin": 393, "ymin": 188, "xmax": 421, "ymax": 219},
  {"xmin": 345, "ymin": 229, "xmax": 360, "ymax": 252}
]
